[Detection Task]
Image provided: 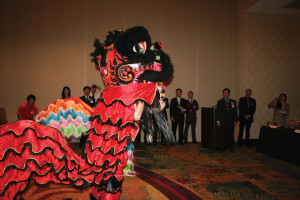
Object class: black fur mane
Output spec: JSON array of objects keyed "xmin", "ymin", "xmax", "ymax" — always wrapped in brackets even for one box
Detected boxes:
[{"xmin": 91, "ymin": 26, "xmax": 174, "ymax": 83}]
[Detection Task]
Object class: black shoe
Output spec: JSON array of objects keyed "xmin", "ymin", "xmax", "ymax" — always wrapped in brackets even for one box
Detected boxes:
[
  {"xmin": 192, "ymin": 141, "xmax": 198, "ymax": 144},
  {"xmin": 179, "ymin": 141, "xmax": 184, "ymax": 145},
  {"xmin": 184, "ymin": 141, "xmax": 188, "ymax": 144}
]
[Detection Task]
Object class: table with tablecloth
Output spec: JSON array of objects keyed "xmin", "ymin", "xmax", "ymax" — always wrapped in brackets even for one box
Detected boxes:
[{"xmin": 257, "ymin": 126, "xmax": 300, "ymax": 166}]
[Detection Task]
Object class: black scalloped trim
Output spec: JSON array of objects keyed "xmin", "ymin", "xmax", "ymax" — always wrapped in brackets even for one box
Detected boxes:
[
  {"xmin": 0, "ymin": 127, "xmax": 68, "ymax": 152},
  {"xmin": 0, "ymin": 157, "xmax": 76, "ymax": 179},
  {"xmin": 0, "ymin": 121, "xmax": 126, "ymax": 199},
  {"xmin": 90, "ymin": 114, "xmax": 138, "ymax": 130},
  {"xmin": 87, "ymin": 127, "xmax": 132, "ymax": 144},
  {"xmin": 81, "ymin": 141, "xmax": 125, "ymax": 166},
  {"xmin": 5, "ymin": 172, "xmax": 123, "ymax": 200},
  {"xmin": 0, "ymin": 138, "xmax": 108, "ymax": 182},
  {"xmin": 0, "ymin": 127, "xmax": 116, "ymax": 198},
  {"xmin": 84, "ymin": 140, "xmax": 126, "ymax": 157},
  {"xmin": 1, "ymin": 169, "xmax": 91, "ymax": 199},
  {"xmin": 96, "ymin": 97, "xmax": 152, "ymax": 108},
  {"xmin": 99, "ymin": 96, "xmax": 153, "ymax": 107},
  {"xmin": 1, "ymin": 142, "xmax": 70, "ymax": 163},
  {"xmin": 1, "ymin": 151, "xmax": 123, "ymax": 199}
]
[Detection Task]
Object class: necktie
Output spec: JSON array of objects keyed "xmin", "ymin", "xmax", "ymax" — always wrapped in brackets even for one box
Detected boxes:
[
  {"xmin": 247, "ymin": 99, "xmax": 250, "ymax": 108},
  {"xmin": 190, "ymin": 100, "xmax": 192, "ymax": 104}
]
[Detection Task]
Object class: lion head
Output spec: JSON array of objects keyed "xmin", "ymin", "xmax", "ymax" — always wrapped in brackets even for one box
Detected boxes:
[{"xmin": 91, "ymin": 26, "xmax": 173, "ymax": 86}]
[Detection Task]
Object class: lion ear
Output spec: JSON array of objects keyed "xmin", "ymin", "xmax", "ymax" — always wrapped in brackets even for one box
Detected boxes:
[
  {"xmin": 91, "ymin": 39, "xmax": 106, "ymax": 67},
  {"xmin": 154, "ymin": 42, "xmax": 162, "ymax": 50},
  {"xmin": 104, "ymin": 29, "xmax": 123, "ymax": 47}
]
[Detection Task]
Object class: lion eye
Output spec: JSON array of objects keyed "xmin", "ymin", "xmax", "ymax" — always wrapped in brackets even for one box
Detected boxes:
[{"xmin": 133, "ymin": 41, "xmax": 146, "ymax": 54}]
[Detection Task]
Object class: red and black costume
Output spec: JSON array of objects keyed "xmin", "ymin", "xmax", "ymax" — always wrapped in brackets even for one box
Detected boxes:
[{"xmin": 0, "ymin": 26, "xmax": 173, "ymax": 200}]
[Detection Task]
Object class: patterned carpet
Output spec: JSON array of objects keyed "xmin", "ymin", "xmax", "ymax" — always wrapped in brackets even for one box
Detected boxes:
[
  {"xmin": 22, "ymin": 175, "xmax": 169, "ymax": 200},
  {"xmin": 21, "ymin": 143, "xmax": 300, "ymax": 199},
  {"xmin": 22, "ymin": 142, "xmax": 197, "ymax": 200},
  {"xmin": 134, "ymin": 143, "xmax": 300, "ymax": 200}
]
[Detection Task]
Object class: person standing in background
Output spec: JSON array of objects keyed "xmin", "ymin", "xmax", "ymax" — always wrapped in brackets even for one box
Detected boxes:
[
  {"xmin": 238, "ymin": 89, "xmax": 256, "ymax": 147},
  {"xmin": 90, "ymin": 84, "xmax": 102, "ymax": 106},
  {"xmin": 216, "ymin": 88, "xmax": 238, "ymax": 152},
  {"xmin": 80, "ymin": 86, "xmax": 95, "ymax": 108},
  {"xmin": 61, "ymin": 86, "xmax": 71, "ymax": 99},
  {"xmin": 268, "ymin": 93, "xmax": 290, "ymax": 125},
  {"xmin": 17, "ymin": 94, "xmax": 38, "ymax": 120},
  {"xmin": 170, "ymin": 88, "xmax": 187, "ymax": 145},
  {"xmin": 184, "ymin": 91, "xmax": 199, "ymax": 144}
]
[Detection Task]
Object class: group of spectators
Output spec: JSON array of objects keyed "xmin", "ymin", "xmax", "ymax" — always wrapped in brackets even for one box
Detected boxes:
[
  {"xmin": 215, "ymin": 88, "xmax": 289, "ymax": 153},
  {"xmin": 216, "ymin": 88, "xmax": 256, "ymax": 152},
  {"xmin": 62, "ymin": 85, "xmax": 102, "ymax": 108},
  {"xmin": 170, "ymin": 89, "xmax": 199, "ymax": 144},
  {"xmin": 139, "ymin": 87, "xmax": 289, "ymax": 154},
  {"xmin": 16, "ymin": 85, "xmax": 289, "ymax": 153},
  {"xmin": 135, "ymin": 88, "xmax": 200, "ymax": 145},
  {"xmin": 17, "ymin": 84, "xmax": 102, "ymax": 121}
]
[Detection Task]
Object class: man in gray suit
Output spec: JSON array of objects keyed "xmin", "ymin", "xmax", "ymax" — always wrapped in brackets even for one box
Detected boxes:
[{"xmin": 216, "ymin": 88, "xmax": 238, "ymax": 152}]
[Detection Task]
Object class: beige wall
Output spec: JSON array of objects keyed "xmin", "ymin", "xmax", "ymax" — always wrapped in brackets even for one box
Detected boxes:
[
  {"xmin": 0, "ymin": 0, "xmax": 299, "ymax": 141},
  {"xmin": 236, "ymin": 1, "xmax": 300, "ymax": 138}
]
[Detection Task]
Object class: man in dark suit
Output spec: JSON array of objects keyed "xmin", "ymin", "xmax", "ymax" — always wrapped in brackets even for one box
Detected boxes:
[
  {"xmin": 216, "ymin": 88, "xmax": 238, "ymax": 152},
  {"xmin": 238, "ymin": 88, "xmax": 256, "ymax": 147},
  {"xmin": 184, "ymin": 91, "xmax": 199, "ymax": 144},
  {"xmin": 170, "ymin": 88, "xmax": 187, "ymax": 144},
  {"xmin": 79, "ymin": 86, "xmax": 95, "ymax": 108}
]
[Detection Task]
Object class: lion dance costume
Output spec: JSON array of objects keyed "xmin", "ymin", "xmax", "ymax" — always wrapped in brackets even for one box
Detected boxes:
[
  {"xmin": 36, "ymin": 97, "xmax": 94, "ymax": 138},
  {"xmin": 0, "ymin": 26, "xmax": 173, "ymax": 200}
]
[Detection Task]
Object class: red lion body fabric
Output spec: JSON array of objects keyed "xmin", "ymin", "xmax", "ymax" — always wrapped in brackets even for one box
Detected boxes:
[
  {"xmin": 0, "ymin": 26, "xmax": 173, "ymax": 200},
  {"xmin": 84, "ymin": 83, "xmax": 157, "ymax": 199},
  {"xmin": 0, "ymin": 83, "xmax": 156, "ymax": 200}
]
